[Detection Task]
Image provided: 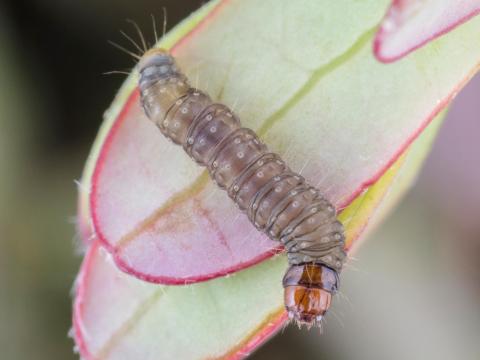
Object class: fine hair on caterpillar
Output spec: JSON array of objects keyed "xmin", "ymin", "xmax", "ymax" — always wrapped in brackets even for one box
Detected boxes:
[
  {"xmin": 106, "ymin": 10, "xmax": 168, "ymax": 70},
  {"xmin": 110, "ymin": 18, "xmax": 348, "ymax": 327}
]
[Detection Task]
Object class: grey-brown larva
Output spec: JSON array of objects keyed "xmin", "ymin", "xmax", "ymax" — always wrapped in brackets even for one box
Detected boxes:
[{"xmin": 138, "ymin": 48, "xmax": 347, "ymax": 327}]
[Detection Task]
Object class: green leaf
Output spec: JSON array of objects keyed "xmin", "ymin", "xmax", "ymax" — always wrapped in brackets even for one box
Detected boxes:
[
  {"xmin": 74, "ymin": 113, "xmax": 445, "ymax": 359},
  {"xmin": 74, "ymin": 0, "xmax": 480, "ymax": 358}
]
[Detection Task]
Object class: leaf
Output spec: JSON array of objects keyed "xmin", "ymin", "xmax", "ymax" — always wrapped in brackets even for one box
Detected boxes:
[
  {"xmin": 80, "ymin": 0, "xmax": 480, "ymax": 284},
  {"xmin": 374, "ymin": 0, "xmax": 480, "ymax": 62},
  {"xmin": 73, "ymin": 114, "xmax": 444, "ymax": 360}
]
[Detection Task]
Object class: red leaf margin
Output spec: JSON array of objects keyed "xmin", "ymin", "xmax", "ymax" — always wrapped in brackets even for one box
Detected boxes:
[
  {"xmin": 72, "ymin": 240, "xmax": 289, "ymax": 360},
  {"xmin": 374, "ymin": 0, "xmax": 480, "ymax": 63}
]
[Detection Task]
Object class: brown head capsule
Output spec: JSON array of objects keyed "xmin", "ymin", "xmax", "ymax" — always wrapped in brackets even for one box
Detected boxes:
[
  {"xmin": 137, "ymin": 48, "xmax": 347, "ymax": 328},
  {"xmin": 283, "ymin": 263, "xmax": 338, "ymax": 327}
]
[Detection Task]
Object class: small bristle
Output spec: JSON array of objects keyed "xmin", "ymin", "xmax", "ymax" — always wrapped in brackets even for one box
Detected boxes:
[
  {"xmin": 119, "ymin": 30, "xmax": 144, "ymax": 53},
  {"xmin": 288, "ymin": 311, "xmax": 324, "ymax": 331},
  {"xmin": 127, "ymin": 19, "xmax": 148, "ymax": 51},
  {"xmin": 108, "ymin": 40, "xmax": 141, "ymax": 60}
]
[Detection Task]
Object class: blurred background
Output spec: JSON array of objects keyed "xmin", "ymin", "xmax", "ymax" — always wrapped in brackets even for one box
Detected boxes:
[{"xmin": 0, "ymin": 1, "xmax": 479, "ymax": 359}]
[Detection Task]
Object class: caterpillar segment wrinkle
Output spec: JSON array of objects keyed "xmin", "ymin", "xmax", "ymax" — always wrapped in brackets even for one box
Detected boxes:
[{"xmin": 137, "ymin": 48, "xmax": 347, "ymax": 327}]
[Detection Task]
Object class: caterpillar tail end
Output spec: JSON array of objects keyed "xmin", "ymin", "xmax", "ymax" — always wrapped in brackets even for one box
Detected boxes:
[
  {"xmin": 282, "ymin": 264, "xmax": 338, "ymax": 328},
  {"xmin": 137, "ymin": 48, "xmax": 170, "ymax": 71}
]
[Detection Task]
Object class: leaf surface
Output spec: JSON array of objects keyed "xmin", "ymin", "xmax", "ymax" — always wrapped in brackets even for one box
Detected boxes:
[
  {"xmin": 82, "ymin": 0, "xmax": 480, "ymax": 283},
  {"xmin": 74, "ymin": 114, "xmax": 444, "ymax": 360}
]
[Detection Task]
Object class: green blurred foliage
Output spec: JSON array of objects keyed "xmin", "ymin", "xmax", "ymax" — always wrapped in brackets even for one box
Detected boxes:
[{"xmin": 0, "ymin": 14, "xmax": 80, "ymax": 359}]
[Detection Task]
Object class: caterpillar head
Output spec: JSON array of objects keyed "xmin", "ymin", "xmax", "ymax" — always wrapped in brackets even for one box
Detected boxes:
[{"xmin": 282, "ymin": 263, "xmax": 338, "ymax": 328}]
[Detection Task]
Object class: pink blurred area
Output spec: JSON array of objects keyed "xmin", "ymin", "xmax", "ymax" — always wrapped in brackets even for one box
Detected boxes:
[
  {"xmin": 0, "ymin": 0, "xmax": 479, "ymax": 359},
  {"xmin": 421, "ymin": 74, "xmax": 480, "ymax": 230}
]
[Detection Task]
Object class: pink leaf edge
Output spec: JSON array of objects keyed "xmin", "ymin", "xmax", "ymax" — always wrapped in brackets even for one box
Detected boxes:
[
  {"xmin": 90, "ymin": 89, "xmax": 283, "ymax": 285},
  {"xmin": 72, "ymin": 240, "xmax": 289, "ymax": 360},
  {"xmin": 374, "ymin": 0, "xmax": 480, "ymax": 62}
]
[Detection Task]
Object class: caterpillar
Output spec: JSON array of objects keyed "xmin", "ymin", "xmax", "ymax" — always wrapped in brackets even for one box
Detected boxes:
[{"xmin": 137, "ymin": 48, "xmax": 347, "ymax": 327}]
